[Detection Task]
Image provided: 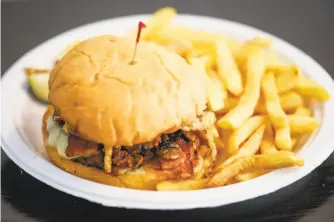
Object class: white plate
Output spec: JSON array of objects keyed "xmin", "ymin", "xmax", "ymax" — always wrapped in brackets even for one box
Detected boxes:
[{"xmin": 2, "ymin": 14, "xmax": 334, "ymax": 210}]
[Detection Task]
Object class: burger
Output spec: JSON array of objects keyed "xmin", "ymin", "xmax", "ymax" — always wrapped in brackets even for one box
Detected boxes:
[{"xmin": 42, "ymin": 35, "xmax": 216, "ymax": 190}]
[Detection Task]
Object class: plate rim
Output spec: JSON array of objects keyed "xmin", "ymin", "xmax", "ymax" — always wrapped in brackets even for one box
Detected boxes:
[{"xmin": 2, "ymin": 13, "xmax": 334, "ymax": 210}]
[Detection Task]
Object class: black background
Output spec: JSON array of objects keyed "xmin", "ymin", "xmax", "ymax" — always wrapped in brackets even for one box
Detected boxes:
[{"xmin": 2, "ymin": 0, "xmax": 334, "ymax": 221}]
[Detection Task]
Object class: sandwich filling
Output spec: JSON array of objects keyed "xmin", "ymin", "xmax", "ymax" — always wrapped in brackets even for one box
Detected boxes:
[{"xmin": 46, "ymin": 111, "xmax": 215, "ymax": 178}]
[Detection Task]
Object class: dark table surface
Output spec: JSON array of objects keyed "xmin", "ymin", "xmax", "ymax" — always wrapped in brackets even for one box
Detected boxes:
[{"xmin": 1, "ymin": 0, "xmax": 334, "ymax": 221}]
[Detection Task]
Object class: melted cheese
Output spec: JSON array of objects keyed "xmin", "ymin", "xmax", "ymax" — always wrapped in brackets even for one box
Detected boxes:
[{"xmin": 46, "ymin": 116, "xmax": 70, "ymax": 159}]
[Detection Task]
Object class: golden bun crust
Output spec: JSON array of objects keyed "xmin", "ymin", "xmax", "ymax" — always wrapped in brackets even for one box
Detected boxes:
[
  {"xmin": 49, "ymin": 35, "xmax": 206, "ymax": 146},
  {"xmin": 42, "ymin": 108, "xmax": 177, "ymax": 190}
]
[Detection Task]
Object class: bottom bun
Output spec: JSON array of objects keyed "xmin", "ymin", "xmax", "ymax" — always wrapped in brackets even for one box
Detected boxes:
[{"xmin": 42, "ymin": 107, "xmax": 177, "ymax": 190}]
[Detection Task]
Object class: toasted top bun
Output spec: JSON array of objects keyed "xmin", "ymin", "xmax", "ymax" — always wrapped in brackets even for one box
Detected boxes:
[{"xmin": 49, "ymin": 35, "xmax": 207, "ymax": 146}]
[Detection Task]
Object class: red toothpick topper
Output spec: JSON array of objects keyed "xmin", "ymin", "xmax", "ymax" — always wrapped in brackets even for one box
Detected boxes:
[{"xmin": 130, "ymin": 21, "xmax": 146, "ymax": 65}]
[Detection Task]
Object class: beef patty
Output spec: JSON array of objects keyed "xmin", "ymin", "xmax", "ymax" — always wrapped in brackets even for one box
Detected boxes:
[{"xmin": 71, "ymin": 130, "xmax": 199, "ymax": 176}]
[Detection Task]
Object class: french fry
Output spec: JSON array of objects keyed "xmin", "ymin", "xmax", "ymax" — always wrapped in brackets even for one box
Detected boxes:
[
  {"xmin": 288, "ymin": 115, "xmax": 320, "ymax": 134},
  {"xmin": 206, "ymin": 128, "xmax": 217, "ymax": 160},
  {"xmin": 260, "ymin": 121, "xmax": 277, "ymax": 154},
  {"xmin": 135, "ymin": 7, "xmax": 176, "ymax": 40},
  {"xmin": 104, "ymin": 146, "xmax": 112, "ymax": 173},
  {"xmin": 261, "ymin": 72, "xmax": 292, "ymax": 150},
  {"xmin": 254, "ymin": 151, "xmax": 304, "ymax": 169},
  {"xmin": 294, "ymin": 107, "xmax": 312, "ymax": 116},
  {"xmin": 267, "ymin": 65, "xmax": 299, "ymax": 74},
  {"xmin": 295, "ymin": 77, "xmax": 330, "ymax": 100},
  {"xmin": 162, "ymin": 26, "xmax": 242, "ymax": 53},
  {"xmin": 157, "ymin": 178, "xmax": 209, "ymax": 191},
  {"xmin": 224, "ymin": 124, "xmax": 265, "ymax": 166},
  {"xmin": 207, "ymin": 78, "xmax": 226, "ymax": 112},
  {"xmin": 279, "ymin": 91, "xmax": 303, "ymax": 112},
  {"xmin": 227, "ymin": 115, "xmax": 265, "ymax": 155},
  {"xmin": 236, "ymin": 169, "xmax": 271, "ymax": 182},
  {"xmin": 143, "ymin": 27, "xmax": 192, "ymax": 56},
  {"xmin": 209, "ymin": 156, "xmax": 255, "ymax": 187},
  {"xmin": 255, "ymin": 91, "xmax": 303, "ymax": 113},
  {"xmin": 207, "ymin": 70, "xmax": 228, "ymax": 99},
  {"xmin": 216, "ymin": 39, "xmax": 243, "ymax": 96},
  {"xmin": 189, "ymin": 57, "xmax": 225, "ymax": 111},
  {"xmin": 235, "ymin": 37, "xmax": 272, "ymax": 64},
  {"xmin": 217, "ymin": 49, "xmax": 266, "ymax": 129},
  {"xmin": 275, "ymin": 127, "xmax": 291, "ymax": 150},
  {"xmin": 261, "ymin": 73, "xmax": 288, "ymax": 127},
  {"xmin": 209, "ymin": 151, "xmax": 303, "ymax": 187},
  {"xmin": 268, "ymin": 65, "xmax": 300, "ymax": 93},
  {"xmin": 276, "ymin": 74, "xmax": 299, "ymax": 94}
]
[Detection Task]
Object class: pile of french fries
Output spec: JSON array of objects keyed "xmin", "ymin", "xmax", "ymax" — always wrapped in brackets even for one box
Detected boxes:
[{"xmin": 135, "ymin": 8, "xmax": 330, "ymax": 191}]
